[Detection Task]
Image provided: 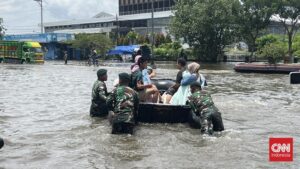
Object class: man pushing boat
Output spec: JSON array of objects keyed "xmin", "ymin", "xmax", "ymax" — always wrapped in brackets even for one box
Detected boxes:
[
  {"xmin": 187, "ymin": 81, "xmax": 225, "ymax": 134},
  {"xmin": 107, "ymin": 73, "xmax": 139, "ymax": 134}
]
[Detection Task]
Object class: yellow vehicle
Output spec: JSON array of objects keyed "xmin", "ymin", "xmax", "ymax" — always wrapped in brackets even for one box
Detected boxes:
[{"xmin": 0, "ymin": 41, "xmax": 44, "ymax": 64}]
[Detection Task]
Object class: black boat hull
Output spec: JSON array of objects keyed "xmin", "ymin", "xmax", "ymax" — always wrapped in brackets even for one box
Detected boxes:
[{"xmin": 138, "ymin": 103, "xmax": 191, "ymax": 123}]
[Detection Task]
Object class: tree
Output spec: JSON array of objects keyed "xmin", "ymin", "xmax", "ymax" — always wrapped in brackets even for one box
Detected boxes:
[
  {"xmin": 0, "ymin": 18, "xmax": 6, "ymax": 40},
  {"xmin": 165, "ymin": 34, "xmax": 172, "ymax": 43},
  {"xmin": 275, "ymin": 0, "xmax": 300, "ymax": 63},
  {"xmin": 259, "ymin": 42, "xmax": 286, "ymax": 64},
  {"xmin": 236, "ymin": 0, "xmax": 276, "ymax": 61},
  {"xmin": 171, "ymin": 0, "xmax": 240, "ymax": 62},
  {"xmin": 126, "ymin": 31, "xmax": 138, "ymax": 45},
  {"xmin": 70, "ymin": 33, "xmax": 113, "ymax": 59},
  {"xmin": 137, "ymin": 35, "xmax": 146, "ymax": 44},
  {"xmin": 145, "ymin": 35, "xmax": 151, "ymax": 44}
]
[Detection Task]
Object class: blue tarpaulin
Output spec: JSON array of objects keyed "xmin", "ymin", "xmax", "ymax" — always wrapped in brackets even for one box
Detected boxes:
[{"xmin": 107, "ymin": 45, "xmax": 140, "ymax": 55}]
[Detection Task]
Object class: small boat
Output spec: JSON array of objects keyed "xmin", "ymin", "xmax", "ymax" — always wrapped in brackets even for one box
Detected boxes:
[
  {"xmin": 138, "ymin": 103, "xmax": 191, "ymax": 123},
  {"xmin": 234, "ymin": 63, "xmax": 300, "ymax": 74},
  {"xmin": 150, "ymin": 78, "xmax": 176, "ymax": 94},
  {"xmin": 137, "ymin": 79, "xmax": 192, "ymax": 123}
]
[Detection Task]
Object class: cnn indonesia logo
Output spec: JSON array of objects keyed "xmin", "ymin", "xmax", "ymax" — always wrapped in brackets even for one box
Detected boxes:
[{"xmin": 269, "ymin": 138, "xmax": 293, "ymax": 162}]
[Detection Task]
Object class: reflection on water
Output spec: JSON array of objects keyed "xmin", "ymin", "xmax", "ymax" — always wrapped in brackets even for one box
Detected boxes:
[{"xmin": 0, "ymin": 61, "xmax": 299, "ymax": 169}]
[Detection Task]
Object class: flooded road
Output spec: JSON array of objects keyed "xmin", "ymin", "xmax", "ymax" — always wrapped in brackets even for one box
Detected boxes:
[{"xmin": 0, "ymin": 61, "xmax": 299, "ymax": 169}]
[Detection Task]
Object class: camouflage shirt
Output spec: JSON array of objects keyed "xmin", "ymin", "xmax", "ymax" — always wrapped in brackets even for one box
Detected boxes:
[
  {"xmin": 188, "ymin": 90, "xmax": 219, "ymax": 133},
  {"xmin": 189, "ymin": 91, "xmax": 215, "ymax": 113},
  {"xmin": 107, "ymin": 85, "xmax": 139, "ymax": 125},
  {"xmin": 91, "ymin": 80, "xmax": 108, "ymax": 103},
  {"xmin": 90, "ymin": 80, "xmax": 108, "ymax": 117}
]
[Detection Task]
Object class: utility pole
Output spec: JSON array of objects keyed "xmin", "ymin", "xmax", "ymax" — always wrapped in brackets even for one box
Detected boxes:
[
  {"xmin": 116, "ymin": 14, "xmax": 119, "ymax": 44},
  {"xmin": 34, "ymin": 0, "xmax": 43, "ymax": 33},
  {"xmin": 151, "ymin": 0, "xmax": 154, "ymax": 55}
]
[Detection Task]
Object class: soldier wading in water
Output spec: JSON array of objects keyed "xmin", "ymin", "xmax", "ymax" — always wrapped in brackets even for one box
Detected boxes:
[
  {"xmin": 90, "ymin": 69, "xmax": 109, "ymax": 117},
  {"xmin": 187, "ymin": 81, "xmax": 225, "ymax": 134},
  {"xmin": 107, "ymin": 73, "xmax": 139, "ymax": 134}
]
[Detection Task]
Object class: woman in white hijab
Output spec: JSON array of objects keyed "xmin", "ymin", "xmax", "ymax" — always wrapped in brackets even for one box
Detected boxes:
[{"xmin": 170, "ymin": 62, "xmax": 203, "ymax": 105}]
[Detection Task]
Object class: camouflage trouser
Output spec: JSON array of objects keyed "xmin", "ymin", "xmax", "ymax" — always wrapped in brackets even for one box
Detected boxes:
[
  {"xmin": 188, "ymin": 106, "xmax": 224, "ymax": 134},
  {"xmin": 90, "ymin": 102, "xmax": 108, "ymax": 117},
  {"xmin": 109, "ymin": 111, "xmax": 135, "ymax": 134},
  {"xmin": 201, "ymin": 106, "xmax": 225, "ymax": 133}
]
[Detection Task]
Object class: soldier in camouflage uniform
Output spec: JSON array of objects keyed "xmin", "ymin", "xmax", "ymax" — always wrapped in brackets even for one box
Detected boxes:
[
  {"xmin": 107, "ymin": 73, "xmax": 139, "ymax": 134},
  {"xmin": 187, "ymin": 81, "xmax": 225, "ymax": 134},
  {"xmin": 90, "ymin": 69, "xmax": 109, "ymax": 117}
]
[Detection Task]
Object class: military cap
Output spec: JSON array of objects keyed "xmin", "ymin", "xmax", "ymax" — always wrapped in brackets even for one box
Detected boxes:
[
  {"xmin": 97, "ymin": 69, "xmax": 107, "ymax": 77},
  {"xmin": 119, "ymin": 72, "xmax": 131, "ymax": 81},
  {"xmin": 190, "ymin": 81, "xmax": 202, "ymax": 88}
]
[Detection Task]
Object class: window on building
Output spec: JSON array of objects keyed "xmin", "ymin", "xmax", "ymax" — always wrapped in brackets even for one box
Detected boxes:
[
  {"xmin": 154, "ymin": 1, "xmax": 158, "ymax": 9},
  {"xmin": 159, "ymin": 0, "xmax": 163, "ymax": 10},
  {"xmin": 138, "ymin": 3, "xmax": 143, "ymax": 11},
  {"xmin": 164, "ymin": 0, "xmax": 170, "ymax": 8},
  {"xmin": 170, "ymin": 0, "xmax": 175, "ymax": 6}
]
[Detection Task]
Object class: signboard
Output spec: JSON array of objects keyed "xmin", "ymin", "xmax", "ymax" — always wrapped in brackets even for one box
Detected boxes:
[{"xmin": 3, "ymin": 33, "xmax": 74, "ymax": 43}]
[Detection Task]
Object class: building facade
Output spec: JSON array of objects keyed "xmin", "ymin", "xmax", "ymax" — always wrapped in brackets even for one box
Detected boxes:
[
  {"xmin": 43, "ymin": 1, "xmax": 287, "ymax": 37},
  {"xmin": 44, "ymin": 1, "xmax": 176, "ymax": 35},
  {"xmin": 119, "ymin": 0, "xmax": 175, "ymax": 15}
]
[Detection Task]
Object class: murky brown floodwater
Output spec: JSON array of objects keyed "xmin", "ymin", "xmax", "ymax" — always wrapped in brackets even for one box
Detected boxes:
[{"xmin": 0, "ymin": 61, "xmax": 299, "ymax": 169}]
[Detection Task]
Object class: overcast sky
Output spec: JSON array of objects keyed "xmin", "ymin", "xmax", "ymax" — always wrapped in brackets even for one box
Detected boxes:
[{"xmin": 0, "ymin": 0, "xmax": 118, "ymax": 35}]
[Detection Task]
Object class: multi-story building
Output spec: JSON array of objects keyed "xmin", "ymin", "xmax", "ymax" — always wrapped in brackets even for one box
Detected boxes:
[
  {"xmin": 44, "ymin": 0, "xmax": 176, "ymax": 35},
  {"xmin": 43, "ymin": 1, "xmax": 286, "ymax": 37},
  {"xmin": 119, "ymin": 0, "xmax": 175, "ymax": 15}
]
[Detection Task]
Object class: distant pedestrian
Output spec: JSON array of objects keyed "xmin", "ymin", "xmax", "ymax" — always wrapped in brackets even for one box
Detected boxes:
[
  {"xmin": 92, "ymin": 49, "xmax": 97, "ymax": 66},
  {"xmin": 63, "ymin": 51, "xmax": 68, "ymax": 64}
]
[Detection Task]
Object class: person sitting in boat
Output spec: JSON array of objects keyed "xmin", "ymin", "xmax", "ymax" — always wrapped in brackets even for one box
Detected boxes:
[
  {"xmin": 161, "ymin": 58, "xmax": 187, "ymax": 104},
  {"xmin": 131, "ymin": 50, "xmax": 142, "ymax": 73},
  {"xmin": 187, "ymin": 81, "xmax": 225, "ymax": 134},
  {"xmin": 147, "ymin": 60, "xmax": 157, "ymax": 79},
  {"xmin": 146, "ymin": 65, "xmax": 156, "ymax": 79},
  {"xmin": 89, "ymin": 69, "xmax": 109, "ymax": 117},
  {"xmin": 131, "ymin": 57, "xmax": 161, "ymax": 103},
  {"xmin": 170, "ymin": 62, "xmax": 201, "ymax": 105},
  {"xmin": 107, "ymin": 73, "xmax": 139, "ymax": 134},
  {"xmin": 180, "ymin": 63, "xmax": 207, "ymax": 88}
]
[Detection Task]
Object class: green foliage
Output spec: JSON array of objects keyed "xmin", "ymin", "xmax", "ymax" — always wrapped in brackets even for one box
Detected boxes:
[
  {"xmin": 154, "ymin": 34, "xmax": 166, "ymax": 47},
  {"xmin": 256, "ymin": 34, "xmax": 283, "ymax": 53},
  {"xmin": 259, "ymin": 42, "xmax": 286, "ymax": 64},
  {"xmin": 137, "ymin": 35, "xmax": 146, "ymax": 44},
  {"xmin": 0, "ymin": 18, "xmax": 5, "ymax": 40},
  {"xmin": 171, "ymin": 0, "xmax": 240, "ymax": 62},
  {"xmin": 165, "ymin": 34, "xmax": 172, "ymax": 43},
  {"xmin": 70, "ymin": 33, "xmax": 113, "ymax": 58},
  {"xmin": 117, "ymin": 35, "xmax": 130, "ymax": 45},
  {"xmin": 126, "ymin": 31, "xmax": 138, "ymax": 44},
  {"xmin": 145, "ymin": 35, "xmax": 150, "ymax": 44},
  {"xmin": 256, "ymin": 34, "xmax": 287, "ymax": 63},
  {"xmin": 275, "ymin": 0, "xmax": 300, "ymax": 62},
  {"xmin": 236, "ymin": 0, "xmax": 276, "ymax": 55},
  {"xmin": 292, "ymin": 34, "xmax": 300, "ymax": 58},
  {"xmin": 153, "ymin": 42, "xmax": 183, "ymax": 60}
]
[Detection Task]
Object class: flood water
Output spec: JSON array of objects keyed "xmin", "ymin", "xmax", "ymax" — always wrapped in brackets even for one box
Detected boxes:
[{"xmin": 0, "ymin": 61, "xmax": 299, "ymax": 169}]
